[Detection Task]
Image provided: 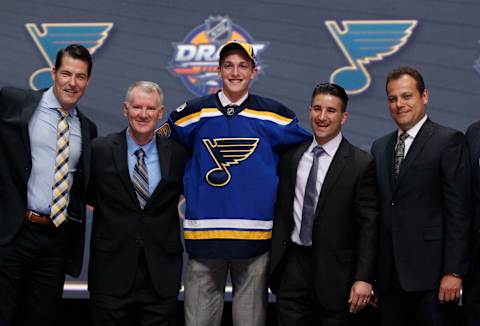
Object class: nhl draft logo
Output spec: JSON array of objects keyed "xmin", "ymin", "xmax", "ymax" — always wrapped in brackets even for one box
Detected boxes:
[
  {"xmin": 326, "ymin": 20, "xmax": 417, "ymax": 95},
  {"xmin": 168, "ymin": 16, "xmax": 267, "ymax": 96},
  {"xmin": 26, "ymin": 22, "xmax": 113, "ymax": 90}
]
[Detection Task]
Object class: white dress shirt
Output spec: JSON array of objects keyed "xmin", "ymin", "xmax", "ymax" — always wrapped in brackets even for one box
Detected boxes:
[
  {"xmin": 291, "ymin": 132, "xmax": 343, "ymax": 245},
  {"xmin": 397, "ymin": 114, "xmax": 428, "ymax": 157}
]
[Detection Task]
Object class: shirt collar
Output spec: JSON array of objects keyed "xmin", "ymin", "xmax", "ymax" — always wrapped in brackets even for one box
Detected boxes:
[
  {"xmin": 218, "ymin": 90, "xmax": 248, "ymax": 107},
  {"xmin": 125, "ymin": 129, "xmax": 157, "ymax": 158},
  {"xmin": 397, "ymin": 114, "xmax": 428, "ymax": 140},
  {"xmin": 309, "ymin": 132, "xmax": 343, "ymax": 157},
  {"xmin": 40, "ymin": 87, "xmax": 77, "ymax": 117}
]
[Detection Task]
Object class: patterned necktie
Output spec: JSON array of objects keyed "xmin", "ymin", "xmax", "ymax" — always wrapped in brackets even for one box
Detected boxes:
[
  {"xmin": 133, "ymin": 148, "xmax": 149, "ymax": 209},
  {"xmin": 393, "ymin": 132, "xmax": 409, "ymax": 177},
  {"xmin": 299, "ymin": 145, "xmax": 325, "ymax": 245},
  {"xmin": 50, "ymin": 109, "xmax": 70, "ymax": 227}
]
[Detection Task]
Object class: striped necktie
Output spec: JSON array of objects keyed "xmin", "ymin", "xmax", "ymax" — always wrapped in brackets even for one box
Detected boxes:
[
  {"xmin": 50, "ymin": 109, "xmax": 70, "ymax": 227},
  {"xmin": 133, "ymin": 148, "xmax": 149, "ymax": 209}
]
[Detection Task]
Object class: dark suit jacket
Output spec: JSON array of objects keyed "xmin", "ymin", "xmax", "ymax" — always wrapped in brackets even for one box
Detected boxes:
[
  {"xmin": 371, "ymin": 119, "xmax": 470, "ymax": 293},
  {"xmin": 269, "ymin": 137, "xmax": 379, "ymax": 311},
  {"xmin": 88, "ymin": 130, "xmax": 187, "ymax": 297},
  {"xmin": 465, "ymin": 122, "xmax": 480, "ymax": 305},
  {"xmin": 0, "ymin": 86, "xmax": 97, "ymax": 277}
]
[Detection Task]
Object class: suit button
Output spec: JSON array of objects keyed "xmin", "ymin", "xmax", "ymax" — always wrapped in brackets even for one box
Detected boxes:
[{"xmin": 391, "ymin": 202, "xmax": 395, "ymax": 206}]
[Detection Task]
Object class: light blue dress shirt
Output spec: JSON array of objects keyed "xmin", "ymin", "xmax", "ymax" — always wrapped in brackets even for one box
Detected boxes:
[
  {"xmin": 126, "ymin": 129, "xmax": 161, "ymax": 195},
  {"xmin": 27, "ymin": 87, "xmax": 82, "ymax": 215}
]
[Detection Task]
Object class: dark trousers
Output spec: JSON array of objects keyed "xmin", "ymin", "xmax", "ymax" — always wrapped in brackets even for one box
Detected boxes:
[
  {"xmin": 379, "ymin": 264, "xmax": 456, "ymax": 326},
  {"xmin": 464, "ymin": 238, "xmax": 480, "ymax": 326},
  {"xmin": 0, "ymin": 220, "xmax": 68, "ymax": 326},
  {"xmin": 275, "ymin": 243, "xmax": 353, "ymax": 326},
  {"xmin": 90, "ymin": 249, "xmax": 178, "ymax": 326}
]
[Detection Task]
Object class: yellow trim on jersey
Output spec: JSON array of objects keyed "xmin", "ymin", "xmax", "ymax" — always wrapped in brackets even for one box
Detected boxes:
[
  {"xmin": 175, "ymin": 108, "xmax": 221, "ymax": 126},
  {"xmin": 241, "ymin": 108, "xmax": 292, "ymax": 125},
  {"xmin": 184, "ymin": 230, "xmax": 272, "ymax": 240}
]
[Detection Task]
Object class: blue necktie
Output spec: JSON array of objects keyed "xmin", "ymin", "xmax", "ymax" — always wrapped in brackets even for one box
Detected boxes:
[{"xmin": 299, "ymin": 145, "xmax": 325, "ymax": 245}]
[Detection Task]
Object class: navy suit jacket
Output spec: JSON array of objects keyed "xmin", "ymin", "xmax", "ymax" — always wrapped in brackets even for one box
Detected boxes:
[
  {"xmin": 371, "ymin": 119, "xmax": 470, "ymax": 293},
  {"xmin": 0, "ymin": 86, "xmax": 97, "ymax": 277}
]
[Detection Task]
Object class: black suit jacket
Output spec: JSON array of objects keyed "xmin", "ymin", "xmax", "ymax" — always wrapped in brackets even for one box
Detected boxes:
[
  {"xmin": 371, "ymin": 119, "xmax": 470, "ymax": 293},
  {"xmin": 269, "ymin": 138, "xmax": 379, "ymax": 311},
  {"xmin": 88, "ymin": 131, "xmax": 187, "ymax": 297},
  {"xmin": 0, "ymin": 86, "xmax": 97, "ymax": 277}
]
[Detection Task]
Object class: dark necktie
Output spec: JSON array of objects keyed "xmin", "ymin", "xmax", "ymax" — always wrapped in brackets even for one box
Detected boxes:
[
  {"xmin": 393, "ymin": 132, "xmax": 409, "ymax": 177},
  {"xmin": 133, "ymin": 148, "xmax": 149, "ymax": 209},
  {"xmin": 50, "ymin": 109, "xmax": 70, "ymax": 227},
  {"xmin": 299, "ymin": 145, "xmax": 325, "ymax": 245}
]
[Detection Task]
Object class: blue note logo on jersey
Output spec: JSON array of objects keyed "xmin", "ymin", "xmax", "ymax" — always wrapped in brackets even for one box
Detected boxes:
[
  {"xmin": 168, "ymin": 16, "xmax": 267, "ymax": 96},
  {"xmin": 325, "ymin": 20, "xmax": 417, "ymax": 95},
  {"xmin": 203, "ymin": 138, "xmax": 259, "ymax": 187},
  {"xmin": 26, "ymin": 23, "xmax": 113, "ymax": 90}
]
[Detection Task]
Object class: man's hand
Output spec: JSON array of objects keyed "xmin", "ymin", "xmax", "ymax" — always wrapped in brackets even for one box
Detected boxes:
[
  {"xmin": 348, "ymin": 281, "xmax": 372, "ymax": 313},
  {"xmin": 438, "ymin": 274, "xmax": 462, "ymax": 304}
]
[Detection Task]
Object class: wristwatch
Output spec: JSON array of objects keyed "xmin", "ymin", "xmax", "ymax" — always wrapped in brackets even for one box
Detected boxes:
[{"xmin": 448, "ymin": 273, "xmax": 462, "ymax": 279}]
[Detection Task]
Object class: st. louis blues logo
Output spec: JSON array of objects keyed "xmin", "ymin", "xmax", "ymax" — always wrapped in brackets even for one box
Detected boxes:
[
  {"xmin": 168, "ymin": 16, "xmax": 267, "ymax": 96},
  {"xmin": 26, "ymin": 22, "xmax": 113, "ymax": 90},
  {"xmin": 203, "ymin": 138, "xmax": 259, "ymax": 187},
  {"xmin": 326, "ymin": 20, "xmax": 417, "ymax": 95}
]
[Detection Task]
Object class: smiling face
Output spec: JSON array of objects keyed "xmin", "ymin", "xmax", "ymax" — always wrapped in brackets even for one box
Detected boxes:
[
  {"xmin": 309, "ymin": 93, "xmax": 348, "ymax": 145},
  {"xmin": 123, "ymin": 87, "xmax": 164, "ymax": 145},
  {"xmin": 387, "ymin": 74, "xmax": 428, "ymax": 131},
  {"xmin": 218, "ymin": 49, "xmax": 257, "ymax": 102},
  {"xmin": 51, "ymin": 54, "xmax": 90, "ymax": 109}
]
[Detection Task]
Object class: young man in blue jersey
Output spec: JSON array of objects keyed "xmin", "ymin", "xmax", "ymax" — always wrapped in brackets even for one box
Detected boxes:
[{"xmin": 165, "ymin": 40, "xmax": 310, "ymax": 326}]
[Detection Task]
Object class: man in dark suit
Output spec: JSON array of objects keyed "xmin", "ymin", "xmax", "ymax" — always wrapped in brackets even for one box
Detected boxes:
[
  {"xmin": 0, "ymin": 44, "xmax": 97, "ymax": 326},
  {"xmin": 269, "ymin": 83, "xmax": 379, "ymax": 326},
  {"xmin": 465, "ymin": 121, "xmax": 480, "ymax": 326},
  {"xmin": 88, "ymin": 81, "xmax": 187, "ymax": 325},
  {"xmin": 371, "ymin": 66, "xmax": 470, "ymax": 326}
]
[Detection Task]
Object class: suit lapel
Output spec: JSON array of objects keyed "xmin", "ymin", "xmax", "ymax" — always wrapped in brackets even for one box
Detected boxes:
[
  {"xmin": 291, "ymin": 141, "xmax": 310, "ymax": 184},
  {"xmin": 147, "ymin": 135, "xmax": 171, "ymax": 202},
  {"xmin": 385, "ymin": 132, "xmax": 397, "ymax": 192},
  {"xmin": 396, "ymin": 119, "xmax": 434, "ymax": 182},
  {"xmin": 77, "ymin": 109, "xmax": 92, "ymax": 191},
  {"xmin": 315, "ymin": 138, "xmax": 351, "ymax": 216},
  {"xmin": 112, "ymin": 130, "xmax": 139, "ymax": 207},
  {"xmin": 20, "ymin": 91, "xmax": 43, "ymax": 162}
]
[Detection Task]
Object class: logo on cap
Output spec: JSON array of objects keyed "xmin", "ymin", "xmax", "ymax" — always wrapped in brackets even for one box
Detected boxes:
[{"xmin": 168, "ymin": 16, "xmax": 268, "ymax": 96}]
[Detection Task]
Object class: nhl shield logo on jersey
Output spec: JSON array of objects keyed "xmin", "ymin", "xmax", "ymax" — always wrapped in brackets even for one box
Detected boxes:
[
  {"xmin": 168, "ymin": 16, "xmax": 268, "ymax": 96},
  {"xmin": 203, "ymin": 138, "xmax": 259, "ymax": 187}
]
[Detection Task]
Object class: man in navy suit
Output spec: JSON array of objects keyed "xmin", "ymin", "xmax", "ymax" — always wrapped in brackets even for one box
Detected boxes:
[
  {"xmin": 0, "ymin": 44, "xmax": 97, "ymax": 326},
  {"xmin": 88, "ymin": 81, "xmax": 187, "ymax": 326},
  {"xmin": 371, "ymin": 66, "xmax": 470, "ymax": 326}
]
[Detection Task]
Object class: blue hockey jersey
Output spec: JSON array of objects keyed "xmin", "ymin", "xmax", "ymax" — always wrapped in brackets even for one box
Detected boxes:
[{"xmin": 168, "ymin": 93, "xmax": 311, "ymax": 259}]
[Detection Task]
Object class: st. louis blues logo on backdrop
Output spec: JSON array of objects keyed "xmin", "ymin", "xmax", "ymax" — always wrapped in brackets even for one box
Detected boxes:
[
  {"xmin": 26, "ymin": 23, "xmax": 113, "ymax": 90},
  {"xmin": 325, "ymin": 20, "xmax": 417, "ymax": 95},
  {"xmin": 168, "ymin": 16, "xmax": 267, "ymax": 96}
]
